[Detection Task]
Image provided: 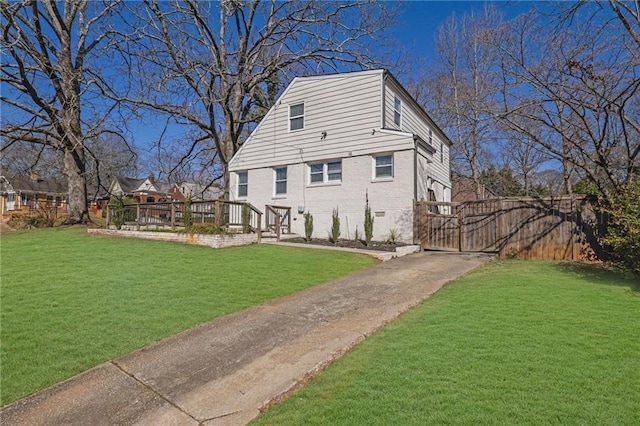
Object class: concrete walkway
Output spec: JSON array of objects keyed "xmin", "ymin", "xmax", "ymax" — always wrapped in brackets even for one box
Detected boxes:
[{"xmin": 1, "ymin": 251, "xmax": 493, "ymax": 426}]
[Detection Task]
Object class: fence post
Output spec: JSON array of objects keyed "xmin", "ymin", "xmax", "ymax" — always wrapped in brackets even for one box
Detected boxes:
[
  {"xmin": 257, "ymin": 211, "xmax": 262, "ymax": 243},
  {"xmin": 105, "ymin": 205, "xmax": 111, "ymax": 228},
  {"xmin": 497, "ymin": 198, "xmax": 504, "ymax": 255},
  {"xmin": 136, "ymin": 204, "xmax": 141, "ymax": 231},
  {"xmin": 570, "ymin": 195, "xmax": 575, "ymax": 261},
  {"xmin": 457, "ymin": 204, "xmax": 463, "ymax": 252},
  {"xmin": 171, "ymin": 202, "xmax": 176, "ymax": 230}
]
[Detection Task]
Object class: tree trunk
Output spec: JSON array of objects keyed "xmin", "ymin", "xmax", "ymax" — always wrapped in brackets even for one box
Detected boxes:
[{"xmin": 64, "ymin": 149, "xmax": 89, "ymax": 224}]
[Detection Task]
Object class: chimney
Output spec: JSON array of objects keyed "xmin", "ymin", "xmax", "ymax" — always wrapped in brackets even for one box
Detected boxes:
[{"xmin": 148, "ymin": 174, "xmax": 155, "ymax": 184}]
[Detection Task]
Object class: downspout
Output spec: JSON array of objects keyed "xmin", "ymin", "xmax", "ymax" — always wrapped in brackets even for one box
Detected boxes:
[
  {"xmin": 413, "ymin": 135, "xmax": 418, "ymax": 245},
  {"xmin": 381, "ymin": 71, "xmax": 387, "ymax": 129},
  {"xmin": 413, "ymin": 135, "xmax": 418, "ymax": 201}
]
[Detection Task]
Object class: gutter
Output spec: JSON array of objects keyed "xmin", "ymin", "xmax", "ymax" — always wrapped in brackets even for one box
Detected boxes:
[{"xmin": 413, "ymin": 135, "xmax": 418, "ymax": 201}]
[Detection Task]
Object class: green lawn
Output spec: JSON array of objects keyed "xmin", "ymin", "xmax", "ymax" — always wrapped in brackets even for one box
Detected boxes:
[
  {"xmin": 0, "ymin": 227, "xmax": 376, "ymax": 406},
  {"xmin": 254, "ymin": 260, "xmax": 640, "ymax": 425}
]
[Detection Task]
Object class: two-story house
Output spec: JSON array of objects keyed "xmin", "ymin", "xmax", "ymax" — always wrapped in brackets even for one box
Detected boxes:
[{"xmin": 229, "ymin": 69, "xmax": 452, "ymax": 243}]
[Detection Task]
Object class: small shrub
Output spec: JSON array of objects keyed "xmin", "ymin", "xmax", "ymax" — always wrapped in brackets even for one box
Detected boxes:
[
  {"xmin": 304, "ymin": 211, "xmax": 314, "ymax": 242},
  {"xmin": 364, "ymin": 194, "xmax": 374, "ymax": 246},
  {"xmin": 183, "ymin": 195, "xmax": 193, "ymax": 231},
  {"xmin": 110, "ymin": 197, "xmax": 126, "ymax": 230},
  {"xmin": 602, "ymin": 178, "xmax": 640, "ymax": 275},
  {"xmin": 185, "ymin": 224, "xmax": 228, "ymax": 235},
  {"xmin": 242, "ymin": 203, "xmax": 251, "ymax": 233},
  {"xmin": 386, "ymin": 227, "xmax": 401, "ymax": 244},
  {"xmin": 8, "ymin": 213, "xmax": 54, "ymax": 229},
  {"xmin": 109, "ymin": 196, "xmax": 136, "ymax": 230},
  {"xmin": 354, "ymin": 226, "xmax": 361, "ymax": 242},
  {"xmin": 330, "ymin": 207, "xmax": 340, "ymax": 245}
]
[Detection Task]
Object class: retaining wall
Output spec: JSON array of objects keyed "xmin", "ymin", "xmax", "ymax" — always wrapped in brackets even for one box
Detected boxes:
[{"xmin": 87, "ymin": 228, "xmax": 258, "ymax": 249}]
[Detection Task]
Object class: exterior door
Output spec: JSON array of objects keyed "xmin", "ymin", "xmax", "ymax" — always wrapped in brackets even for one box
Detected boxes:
[{"xmin": 6, "ymin": 191, "xmax": 15, "ymax": 210}]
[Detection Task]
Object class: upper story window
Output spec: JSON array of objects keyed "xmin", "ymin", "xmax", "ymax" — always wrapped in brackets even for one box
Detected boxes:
[
  {"xmin": 237, "ymin": 171, "xmax": 248, "ymax": 197},
  {"xmin": 393, "ymin": 96, "xmax": 401, "ymax": 126},
  {"xmin": 275, "ymin": 166, "xmax": 287, "ymax": 195},
  {"xmin": 289, "ymin": 103, "xmax": 304, "ymax": 131},
  {"xmin": 309, "ymin": 160, "xmax": 342, "ymax": 184},
  {"xmin": 440, "ymin": 142, "xmax": 444, "ymax": 163},
  {"xmin": 429, "ymin": 129, "xmax": 433, "ymax": 145},
  {"xmin": 374, "ymin": 154, "xmax": 393, "ymax": 179}
]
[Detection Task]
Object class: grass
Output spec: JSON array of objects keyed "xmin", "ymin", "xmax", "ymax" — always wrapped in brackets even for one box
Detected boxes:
[
  {"xmin": 253, "ymin": 260, "xmax": 640, "ymax": 425},
  {"xmin": 0, "ymin": 226, "xmax": 377, "ymax": 406}
]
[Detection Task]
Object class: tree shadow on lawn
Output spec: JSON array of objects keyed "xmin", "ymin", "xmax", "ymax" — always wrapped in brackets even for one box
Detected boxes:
[{"xmin": 553, "ymin": 261, "xmax": 640, "ymax": 293}]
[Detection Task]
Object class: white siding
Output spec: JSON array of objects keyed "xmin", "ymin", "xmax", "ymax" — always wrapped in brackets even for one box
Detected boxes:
[
  {"xmin": 416, "ymin": 143, "xmax": 451, "ymax": 203},
  {"xmin": 230, "ymin": 71, "xmax": 415, "ymax": 171},
  {"xmin": 231, "ymin": 151, "xmax": 417, "ymax": 243},
  {"xmin": 230, "ymin": 69, "xmax": 453, "ymax": 243},
  {"xmin": 384, "ymin": 78, "xmax": 451, "ymax": 198}
]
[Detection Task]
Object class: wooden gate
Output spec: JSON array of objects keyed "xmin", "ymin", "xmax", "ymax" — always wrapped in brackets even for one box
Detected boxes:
[{"xmin": 414, "ymin": 197, "xmax": 603, "ymax": 261}]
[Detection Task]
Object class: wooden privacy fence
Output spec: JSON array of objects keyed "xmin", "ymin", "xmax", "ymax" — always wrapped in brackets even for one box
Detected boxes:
[{"xmin": 414, "ymin": 197, "xmax": 605, "ymax": 261}]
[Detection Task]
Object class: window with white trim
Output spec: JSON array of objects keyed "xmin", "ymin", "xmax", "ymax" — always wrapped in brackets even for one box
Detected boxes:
[
  {"xmin": 393, "ymin": 96, "xmax": 401, "ymax": 126},
  {"xmin": 275, "ymin": 166, "xmax": 287, "ymax": 195},
  {"xmin": 440, "ymin": 141, "xmax": 444, "ymax": 163},
  {"xmin": 289, "ymin": 103, "xmax": 304, "ymax": 131},
  {"xmin": 310, "ymin": 163, "xmax": 324, "ymax": 183},
  {"xmin": 308, "ymin": 160, "xmax": 342, "ymax": 184},
  {"xmin": 327, "ymin": 161, "xmax": 342, "ymax": 181},
  {"xmin": 237, "ymin": 171, "xmax": 248, "ymax": 197},
  {"xmin": 375, "ymin": 154, "xmax": 393, "ymax": 178}
]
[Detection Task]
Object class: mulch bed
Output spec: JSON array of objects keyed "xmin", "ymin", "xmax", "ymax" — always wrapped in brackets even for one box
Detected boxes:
[{"xmin": 282, "ymin": 237, "xmax": 406, "ymax": 252}]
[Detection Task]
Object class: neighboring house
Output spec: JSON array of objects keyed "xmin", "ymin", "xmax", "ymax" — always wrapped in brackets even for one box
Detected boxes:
[
  {"xmin": 107, "ymin": 176, "xmax": 222, "ymax": 204},
  {"xmin": 0, "ymin": 173, "xmax": 67, "ymax": 215},
  {"xmin": 229, "ymin": 69, "xmax": 452, "ymax": 243},
  {"xmin": 178, "ymin": 182, "xmax": 222, "ymax": 201},
  {"xmin": 451, "ymin": 172, "xmax": 497, "ymax": 203},
  {"xmin": 108, "ymin": 176, "xmax": 174, "ymax": 203}
]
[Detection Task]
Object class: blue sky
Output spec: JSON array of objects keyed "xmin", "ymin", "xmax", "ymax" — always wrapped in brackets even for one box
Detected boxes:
[
  {"xmin": 134, "ymin": 1, "xmax": 544, "ymax": 170},
  {"xmin": 393, "ymin": 1, "xmax": 540, "ymax": 62}
]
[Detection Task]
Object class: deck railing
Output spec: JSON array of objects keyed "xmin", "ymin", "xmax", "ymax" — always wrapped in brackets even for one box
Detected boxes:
[
  {"xmin": 265, "ymin": 205, "xmax": 291, "ymax": 240},
  {"xmin": 106, "ymin": 200, "xmax": 262, "ymax": 240}
]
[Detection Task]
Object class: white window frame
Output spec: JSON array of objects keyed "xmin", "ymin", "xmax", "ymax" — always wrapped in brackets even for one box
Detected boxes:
[
  {"xmin": 309, "ymin": 163, "xmax": 324, "ymax": 184},
  {"xmin": 289, "ymin": 102, "xmax": 304, "ymax": 131},
  {"xmin": 374, "ymin": 154, "xmax": 394, "ymax": 179},
  {"xmin": 274, "ymin": 166, "xmax": 287, "ymax": 196},
  {"xmin": 308, "ymin": 160, "xmax": 342, "ymax": 185},
  {"xmin": 393, "ymin": 96, "xmax": 402, "ymax": 126},
  {"xmin": 237, "ymin": 171, "xmax": 248, "ymax": 198}
]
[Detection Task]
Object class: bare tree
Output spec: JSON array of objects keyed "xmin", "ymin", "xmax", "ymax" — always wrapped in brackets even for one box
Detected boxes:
[
  {"xmin": 421, "ymin": 5, "xmax": 503, "ymax": 198},
  {"xmin": 117, "ymin": 0, "xmax": 397, "ymax": 197},
  {"xmin": 498, "ymin": 126, "xmax": 551, "ymax": 196},
  {"xmin": 495, "ymin": 7, "xmax": 640, "ymax": 204},
  {"xmin": 561, "ymin": 0, "xmax": 640, "ymax": 50},
  {"xmin": 0, "ymin": 141, "xmax": 64, "ymax": 178},
  {"xmin": 1, "ymin": 0, "xmax": 131, "ymax": 222}
]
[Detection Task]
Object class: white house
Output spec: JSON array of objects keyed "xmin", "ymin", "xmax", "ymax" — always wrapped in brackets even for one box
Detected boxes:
[{"xmin": 229, "ymin": 69, "xmax": 452, "ymax": 243}]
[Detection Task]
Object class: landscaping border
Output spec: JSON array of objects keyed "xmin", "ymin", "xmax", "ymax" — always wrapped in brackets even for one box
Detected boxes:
[{"xmin": 87, "ymin": 228, "xmax": 258, "ymax": 249}]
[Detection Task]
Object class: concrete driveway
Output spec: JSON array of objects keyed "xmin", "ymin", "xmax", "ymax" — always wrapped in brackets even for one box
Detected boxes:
[{"xmin": 1, "ymin": 251, "xmax": 493, "ymax": 425}]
